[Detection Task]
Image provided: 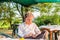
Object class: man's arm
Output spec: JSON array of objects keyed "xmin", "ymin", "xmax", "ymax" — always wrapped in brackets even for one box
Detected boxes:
[
  {"xmin": 18, "ymin": 25, "xmax": 25, "ymax": 37},
  {"xmin": 34, "ymin": 23, "xmax": 41, "ymax": 34},
  {"xmin": 32, "ymin": 23, "xmax": 41, "ymax": 38}
]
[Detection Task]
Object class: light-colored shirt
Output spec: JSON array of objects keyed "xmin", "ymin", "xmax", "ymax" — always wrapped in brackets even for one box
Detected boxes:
[{"xmin": 18, "ymin": 22, "xmax": 40, "ymax": 37}]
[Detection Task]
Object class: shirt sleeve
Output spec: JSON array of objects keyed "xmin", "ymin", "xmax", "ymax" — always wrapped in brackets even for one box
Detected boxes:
[
  {"xmin": 18, "ymin": 24, "xmax": 24, "ymax": 37},
  {"xmin": 34, "ymin": 23, "xmax": 41, "ymax": 34}
]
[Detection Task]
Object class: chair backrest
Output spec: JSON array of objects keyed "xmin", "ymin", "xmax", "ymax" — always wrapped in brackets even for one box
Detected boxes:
[
  {"xmin": 15, "ymin": 28, "xmax": 18, "ymax": 34},
  {"xmin": 15, "ymin": 27, "xmax": 22, "ymax": 38},
  {"xmin": 11, "ymin": 24, "xmax": 20, "ymax": 37}
]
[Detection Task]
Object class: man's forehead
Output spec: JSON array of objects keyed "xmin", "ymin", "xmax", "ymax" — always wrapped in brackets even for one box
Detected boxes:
[{"xmin": 27, "ymin": 16, "xmax": 33, "ymax": 19}]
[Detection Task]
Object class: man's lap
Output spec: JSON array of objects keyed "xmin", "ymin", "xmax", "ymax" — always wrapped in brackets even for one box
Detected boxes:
[{"xmin": 24, "ymin": 31, "xmax": 46, "ymax": 39}]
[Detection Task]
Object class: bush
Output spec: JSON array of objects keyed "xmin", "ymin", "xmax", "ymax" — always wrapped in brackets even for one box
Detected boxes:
[{"xmin": 34, "ymin": 14, "xmax": 60, "ymax": 26}]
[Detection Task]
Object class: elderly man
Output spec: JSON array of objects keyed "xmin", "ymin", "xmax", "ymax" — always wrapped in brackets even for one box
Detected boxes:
[{"xmin": 18, "ymin": 11, "xmax": 48, "ymax": 39}]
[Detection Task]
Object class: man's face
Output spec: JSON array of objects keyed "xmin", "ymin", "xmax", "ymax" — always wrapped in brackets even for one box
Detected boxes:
[{"xmin": 25, "ymin": 14, "xmax": 34, "ymax": 24}]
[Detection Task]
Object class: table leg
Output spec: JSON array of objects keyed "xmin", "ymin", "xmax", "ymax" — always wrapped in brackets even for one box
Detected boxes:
[
  {"xmin": 55, "ymin": 32, "xmax": 58, "ymax": 40},
  {"xmin": 50, "ymin": 31, "xmax": 53, "ymax": 40}
]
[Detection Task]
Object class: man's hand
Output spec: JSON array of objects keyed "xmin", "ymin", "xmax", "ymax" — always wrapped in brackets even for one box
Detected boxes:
[
  {"xmin": 32, "ymin": 34, "xmax": 37, "ymax": 38},
  {"xmin": 32, "ymin": 31, "xmax": 41, "ymax": 38},
  {"xmin": 24, "ymin": 33, "xmax": 33, "ymax": 37}
]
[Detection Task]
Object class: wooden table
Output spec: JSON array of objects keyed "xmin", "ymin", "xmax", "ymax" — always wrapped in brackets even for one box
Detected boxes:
[{"xmin": 40, "ymin": 25, "xmax": 60, "ymax": 40}]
